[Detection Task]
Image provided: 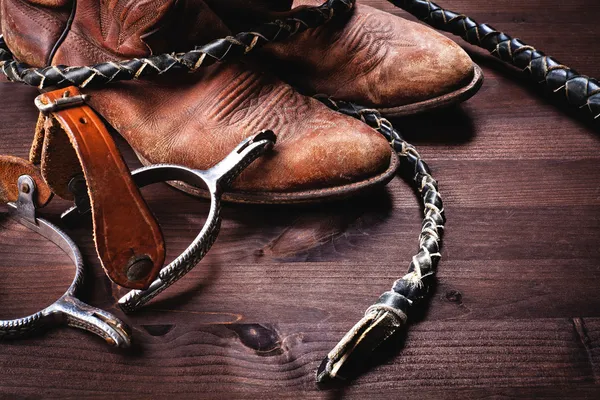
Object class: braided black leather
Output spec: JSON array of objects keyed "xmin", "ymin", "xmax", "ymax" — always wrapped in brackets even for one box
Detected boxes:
[
  {"xmin": 320, "ymin": 98, "xmax": 444, "ymax": 309},
  {"xmin": 0, "ymin": 0, "xmax": 353, "ymax": 89},
  {"xmin": 391, "ymin": 0, "xmax": 600, "ymax": 120},
  {"xmin": 315, "ymin": 99, "xmax": 444, "ymax": 382}
]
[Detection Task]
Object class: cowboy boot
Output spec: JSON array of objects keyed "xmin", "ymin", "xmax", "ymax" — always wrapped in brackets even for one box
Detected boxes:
[
  {"xmin": 0, "ymin": 0, "xmax": 397, "ymax": 204},
  {"xmin": 204, "ymin": 0, "xmax": 482, "ymax": 117}
]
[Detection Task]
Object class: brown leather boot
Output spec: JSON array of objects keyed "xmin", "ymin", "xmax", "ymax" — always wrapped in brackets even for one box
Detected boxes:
[
  {"xmin": 205, "ymin": 0, "xmax": 483, "ymax": 117},
  {"xmin": 0, "ymin": 0, "xmax": 397, "ymax": 204}
]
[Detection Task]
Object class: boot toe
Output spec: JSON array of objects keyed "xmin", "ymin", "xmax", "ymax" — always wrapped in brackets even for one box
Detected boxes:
[
  {"xmin": 374, "ymin": 13, "xmax": 475, "ymax": 107},
  {"xmin": 233, "ymin": 111, "xmax": 394, "ymax": 193},
  {"xmin": 263, "ymin": 3, "xmax": 476, "ymax": 109}
]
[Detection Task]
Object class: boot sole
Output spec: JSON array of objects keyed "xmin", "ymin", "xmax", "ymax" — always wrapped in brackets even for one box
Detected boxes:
[
  {"xmin": 376, "ymin": 63, "xmax": 484, "ymax": 118},
  {"xmin": 136, "ymin": 150, "xmax": 400, "ymax": 204}
]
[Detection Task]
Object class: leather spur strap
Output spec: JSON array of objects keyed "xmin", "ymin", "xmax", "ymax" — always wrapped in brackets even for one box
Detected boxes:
[
  {"xmin": 0, "ymin": 155, "xmax": 53, "ymax": 208},
  {"xmin": 32, "ymin": 86, "xmax": 165, "ymax": 290}
]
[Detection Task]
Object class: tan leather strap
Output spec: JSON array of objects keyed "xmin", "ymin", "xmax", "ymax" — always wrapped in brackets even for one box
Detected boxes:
[
  {"xmin": 34, "ymin": 86, "xmax": 165, "ymax": 290},
  {"xmin": 0, "ymin": 155, "xmax": 53, "ymax": 207}
]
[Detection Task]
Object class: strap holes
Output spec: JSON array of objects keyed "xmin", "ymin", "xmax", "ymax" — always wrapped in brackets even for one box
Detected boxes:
[{"xmin": 79, "ymin": 117, "xmax": 88, "ymax": 124}]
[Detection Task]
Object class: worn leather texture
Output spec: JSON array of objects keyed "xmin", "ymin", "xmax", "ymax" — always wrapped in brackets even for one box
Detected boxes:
[
  {"xmin": 36, "ymin": 87, "xmax": 166, "ymax": 290},
  {"xmin": 0, "ymin": 1, "xmax": 355, "ymax": 88},
  {"xmin": 0, "ymin": 0, "xmax": 476, "ymax": 110},
  {"xmin": 0, "ymin": 0, "xmax": 393, "ymax": 194},
  {"xmin": 0, "ymin": 155, "xmax": 53, "ymax": 207},
  {"xmin": 246, "ymin": 0, "xmax": 477, "ymax": 108},
  {"xmin": 1, "ymin": 0, "xmax": 598, "ymax": 122},
  {"xmin": 0, "ymin": 0, "xmax": 70, "ymax": 67}
]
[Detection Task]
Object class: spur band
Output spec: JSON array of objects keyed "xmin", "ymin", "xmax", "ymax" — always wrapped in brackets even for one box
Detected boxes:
[
  {"xmin": 1, "ymin": 175, "xmax": 131, "ymax": 347},
  {"xmin": 63, "ymin": 131, "xmax": 277, "ymax": 313}
]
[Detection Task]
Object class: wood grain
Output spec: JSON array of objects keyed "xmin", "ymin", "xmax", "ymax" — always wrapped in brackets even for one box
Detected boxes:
[{"xmin": 1, "ymin": 0, "xmax": 600, "ymax": 398}]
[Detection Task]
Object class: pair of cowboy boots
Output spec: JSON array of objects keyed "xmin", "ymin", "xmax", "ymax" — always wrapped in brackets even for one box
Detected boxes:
[{"xmin": 0, "ymin": 0, "xmax": 482, "ymax": 203}]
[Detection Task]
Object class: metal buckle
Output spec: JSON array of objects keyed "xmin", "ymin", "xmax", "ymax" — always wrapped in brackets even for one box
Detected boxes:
[{"xmin": 34, "ymin": 90, "xmax": 89, "ymax": 115}]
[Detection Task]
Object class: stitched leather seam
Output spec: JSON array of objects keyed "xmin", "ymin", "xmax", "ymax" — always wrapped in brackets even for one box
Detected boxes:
[{"xmin": 48, "ymin": 0, "xmax": 76, "ymax": 66}]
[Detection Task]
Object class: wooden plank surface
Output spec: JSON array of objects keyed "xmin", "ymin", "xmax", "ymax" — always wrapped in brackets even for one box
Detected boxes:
[{"xmin": 1, "ymin": 0, "xmax": 600, "ymax": 398}]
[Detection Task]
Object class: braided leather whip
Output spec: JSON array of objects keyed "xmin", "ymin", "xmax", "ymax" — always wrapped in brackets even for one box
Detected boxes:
[
  {"xmin": 392, "ymin": 0, "xmax": 600, "ymax": 120},
  {"xmin": 315, "ymin": 99, "xmax": 444, "ymax": 382}
]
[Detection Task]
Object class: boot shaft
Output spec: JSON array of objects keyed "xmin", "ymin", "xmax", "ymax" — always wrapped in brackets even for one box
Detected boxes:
[{"xmin": 0, "ymin": 0, "xmax": 249, "ymax": 67}]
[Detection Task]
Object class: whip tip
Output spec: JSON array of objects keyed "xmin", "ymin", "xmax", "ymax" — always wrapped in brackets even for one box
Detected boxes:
[{"xmin": 315, "ymin": 298, "xmax": 408, "ymax": 385}]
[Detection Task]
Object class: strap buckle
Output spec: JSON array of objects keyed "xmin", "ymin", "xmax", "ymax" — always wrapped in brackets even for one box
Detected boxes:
[{"xmin": 34, "ymin": 90, "xmax": 89, "ymax": 114}]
